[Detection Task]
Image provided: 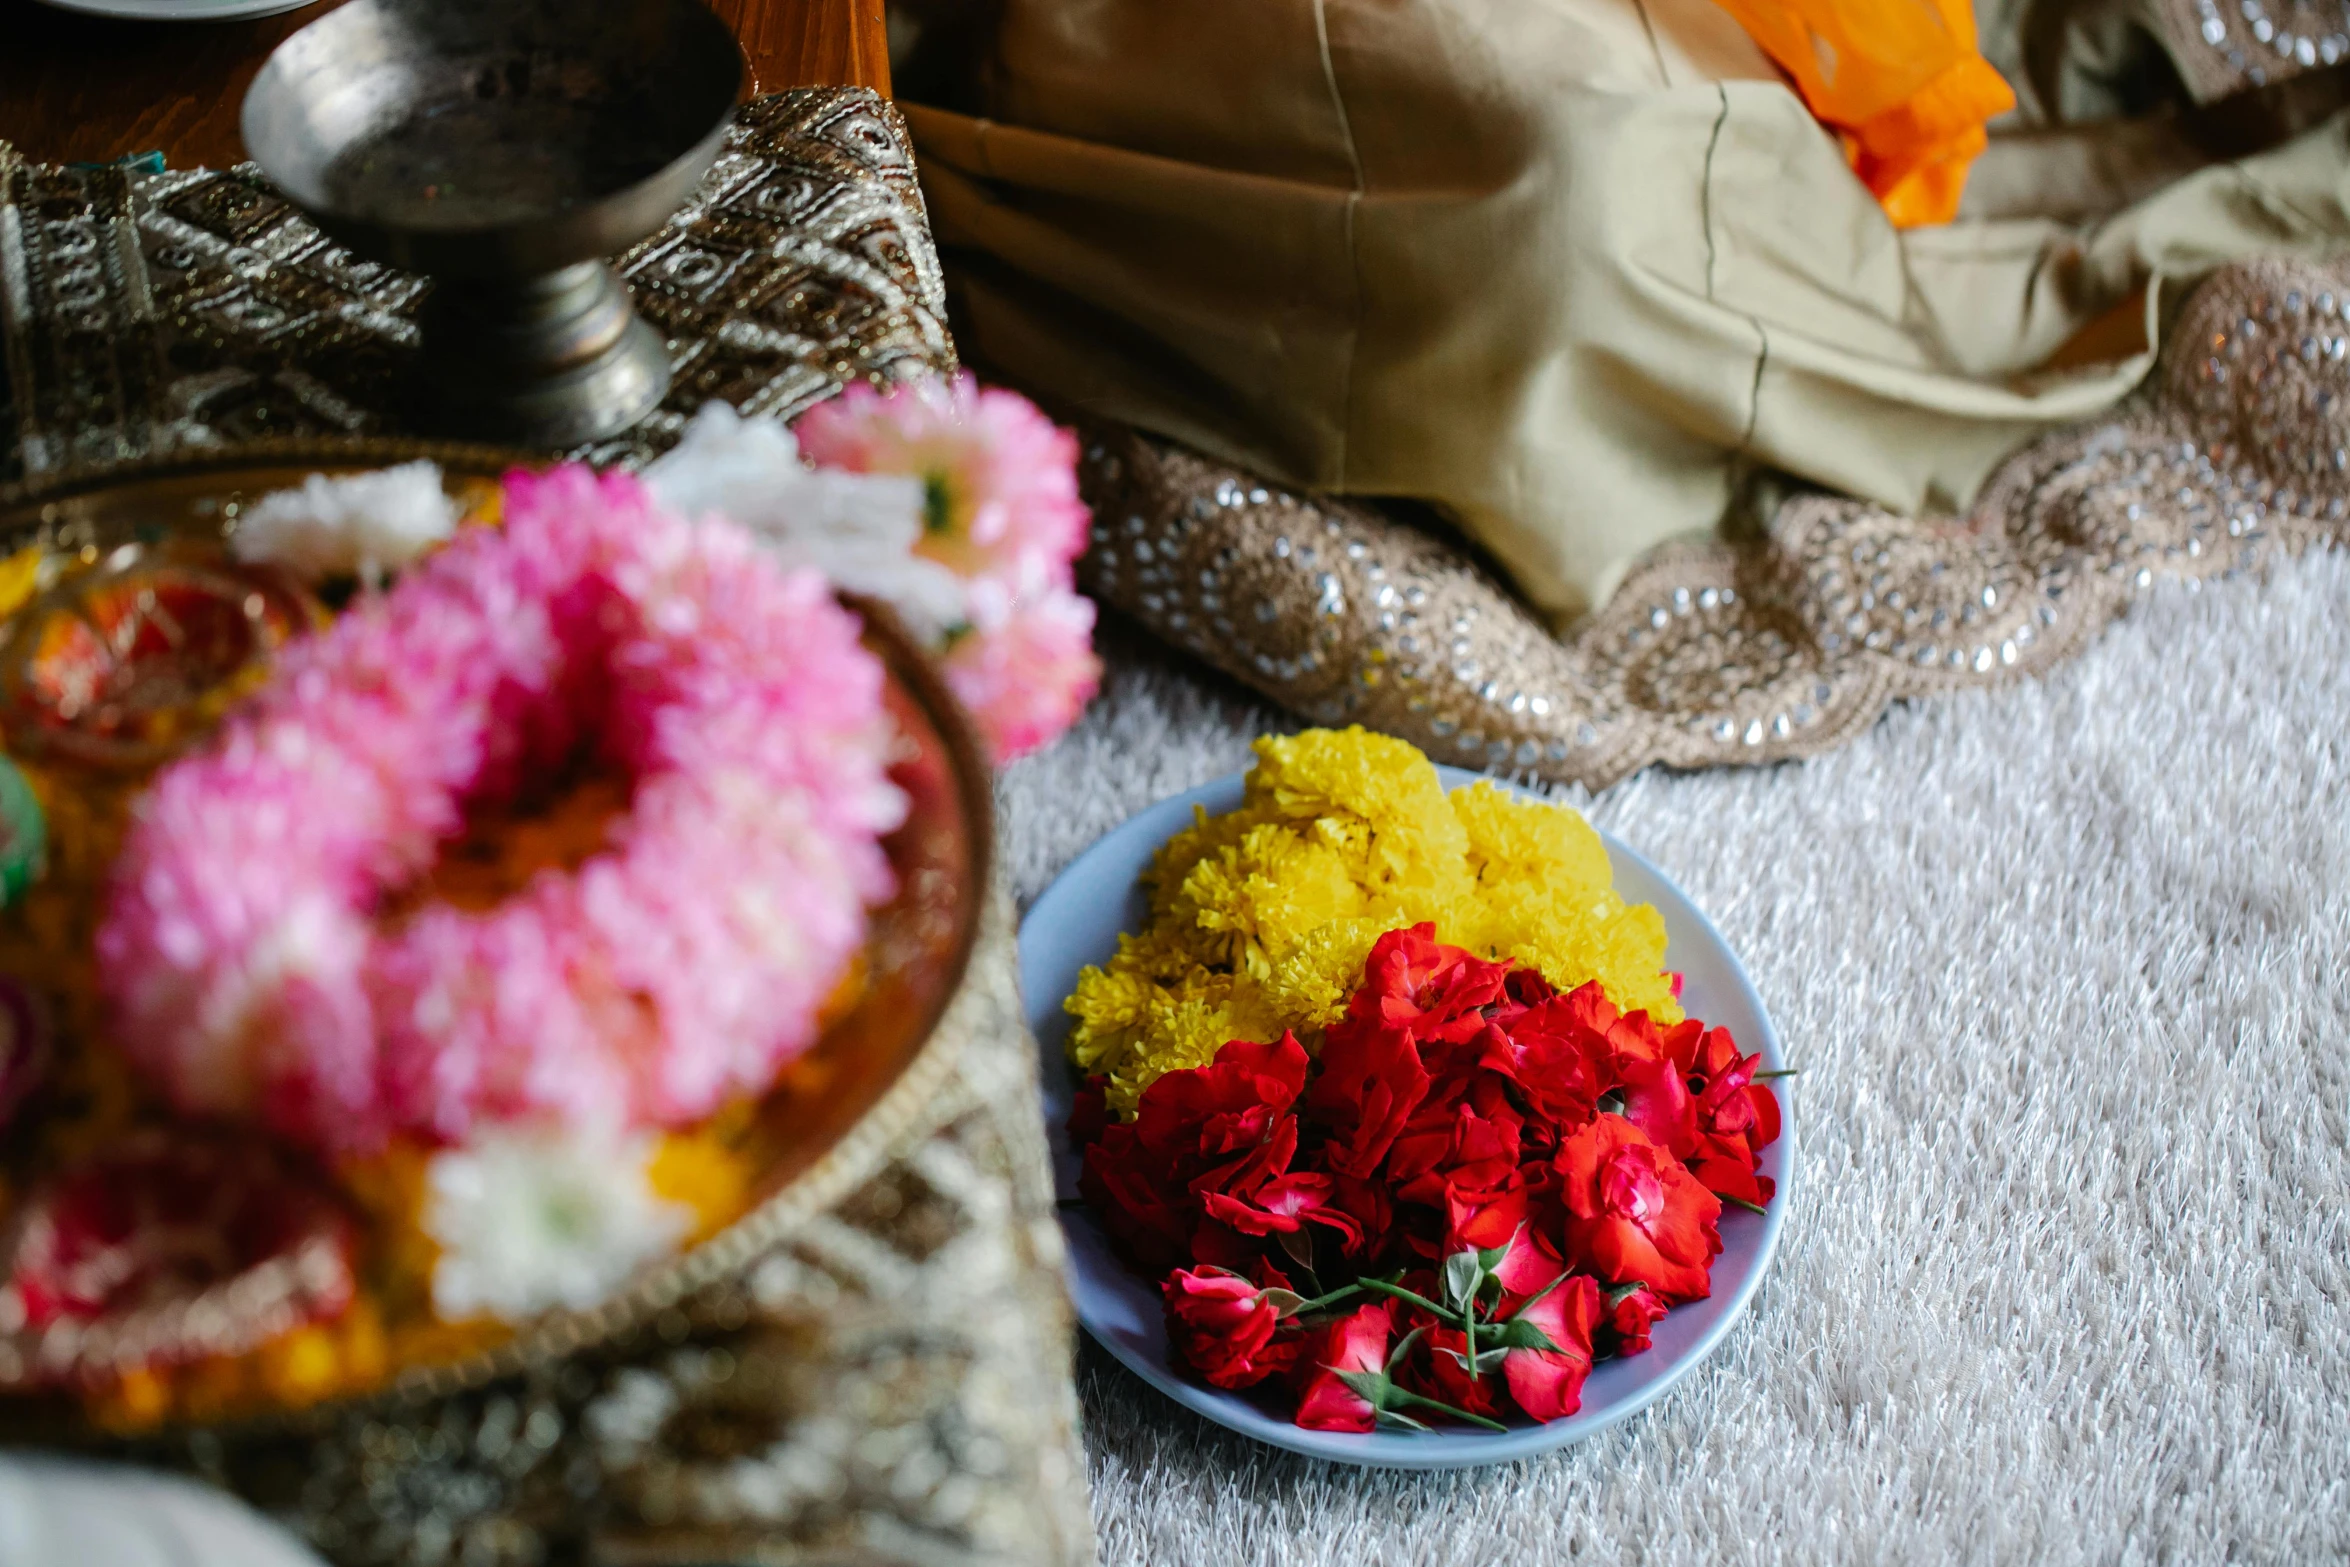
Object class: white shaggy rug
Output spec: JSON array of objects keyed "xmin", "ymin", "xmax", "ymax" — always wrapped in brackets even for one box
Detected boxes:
[
  {"xmin": 1000, "ymin": 553, "xmax": 2350, "ymax": 1566},
  {"xmin": 6, "ymin": 552, "xmax": 2343, "ymax": 1567}
]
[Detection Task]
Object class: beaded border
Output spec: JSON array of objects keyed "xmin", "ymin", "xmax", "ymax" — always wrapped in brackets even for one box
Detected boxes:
[{"xmin": 1077, "ymin": 258, "xmax": 2350, "ymax": 791}]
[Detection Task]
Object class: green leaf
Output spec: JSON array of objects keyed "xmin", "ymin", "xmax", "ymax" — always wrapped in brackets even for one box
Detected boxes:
[
  {"xmin": 1477, "ymin": 1223, "xmax": 1524, "ymax": 1275},
  {"xmin": 1260, "ymin": 1288, "xmax": 1309, "ymax": 1317},
  {"xmin": 1603, "ymin": 1279, "xmax": 1653, "ymax": 1306},
  {"xmin": 1442, "ymin": 1250, "xmax": 1484, "ymax": 1314},
  {"xmin": 1448, "ymin": 1344, "xmax": 1510, "ymax": 1376},
  {"xmin": 1278, "ymin": 1225, "xmax": 1319, "ymax": 1271},
  {"xmin": 1486, "ymin": 1316, "xmax": 1561, "ymax": 1354},
  {"xmin": 1374, "ymin": 1407, "xmax": 1432, "ymax": 1432}
]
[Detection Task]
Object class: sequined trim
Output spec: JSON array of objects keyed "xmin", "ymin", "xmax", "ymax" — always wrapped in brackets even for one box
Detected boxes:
[
  {"xmin": 2165, "ymin": 0, "xmax": 2350, "ymax": 96},
  {"xmin": 1078, "ymin": 259, "xmax": 2350, "ymax": 789}
]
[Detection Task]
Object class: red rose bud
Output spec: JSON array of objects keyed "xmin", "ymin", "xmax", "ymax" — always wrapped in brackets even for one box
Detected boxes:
[
  {"xmin": 1499, "ymin": 1273, "xmax": 1601, "ymax": 1422},
  {"xmin": 1083, "ymin": 1034, "xmax": 1320, "ymax": 1273},
  {"xmin": 1293, "ymin": 1300, "xmax": 1395, "ymax": 1432},
  {"xmin": 1687, "ymin": 1136, "xmax": 1775, "ymax": 1207},
  {"xmin": 1068, "ymin": 1078, "xmax": 1110, "ymax": 1148},
  {"xmin": 1162, "ymin": 1266, "xmax": 1304, "ymax": 1389},
  {"xmin": 1345, "ymin": 925, "xmax": 1508, "ymax": 1044},
  {"xmin": 1601, "ymin": 1281, "xmax": 1669, "ymax": 1356},
  {"xmin": 1555, "ymin": 1115, "xmax": 1723, "ymax": 1302},
  {"xmin": 1615, "ymin": 1053, "xmax": 1697, "ymax": 1158},
  {"xmin": 1410, "ymin": 1324, "xmax": 1505, "ymax": 1420},
  {"xmin": 1442, "ymin": 1180, "xmax": 1531, "ymax": 1258},
  {"xmin": 1389, "ymin": 1091, "xmax": 1524, "ymax": 1210},
  {"xmin": 1486, "ymin": 982, "xmax": 1614, "ymax": 1131},
  {"xmin": 1199, "ymin": 1170, "xmax": 1366, "ymax": 1254},
  {"xmin": 1137, "ymin": 1033, "xmax": 1310, "ymax": 1164},
  {"xmin": 1079, "ymin": 1122, "xmax": 1194, "ymax": 1272},
  {"xmin": 1683, "ymin": 1028, "xmax": 1783, "ymax": 1205},
  {"xmin": 1304, "ymin": 1017, "xmax": 1429, "ymax": 1179}
]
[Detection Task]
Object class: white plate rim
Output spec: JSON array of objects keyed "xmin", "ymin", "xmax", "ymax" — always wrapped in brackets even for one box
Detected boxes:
[
  {"xmin": 1019, "ymin": 767, "xmax": 1797, "ymax": 1469},
  {"xmin": 26, "ymin": 0, "xmax": 322, "ymax": 23}
]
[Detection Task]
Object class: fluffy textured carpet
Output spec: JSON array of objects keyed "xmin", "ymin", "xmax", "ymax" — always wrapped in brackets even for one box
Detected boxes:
[{"xmin": 1001, "ymin": 554, "xmax": 2350, "ymax": 1566}]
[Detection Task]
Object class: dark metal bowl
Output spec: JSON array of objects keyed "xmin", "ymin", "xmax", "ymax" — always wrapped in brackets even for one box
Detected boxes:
[
  {"xmin": 242, "ymin": 0, "xmax": 743, "ymax": 281},
  {"xmin": 241, "ymin": 0, "xmax": 744, "ymax": 443}
]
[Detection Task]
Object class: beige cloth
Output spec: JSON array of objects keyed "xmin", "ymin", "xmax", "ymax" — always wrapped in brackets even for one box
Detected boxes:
[{"xmin": 904, "ymin": 0, "xmax": 2350, "ymax": 624}]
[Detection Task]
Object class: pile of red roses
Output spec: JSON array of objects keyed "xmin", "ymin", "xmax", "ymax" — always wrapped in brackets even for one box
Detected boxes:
[{"xmin": 1072, "ymin": 924, "xmax": 1783, "ymax": 1432}]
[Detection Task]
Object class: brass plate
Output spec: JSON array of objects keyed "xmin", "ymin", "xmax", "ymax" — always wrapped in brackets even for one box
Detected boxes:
[{"xmin": 0, "ymin": 440, "xmax": 993, "ymax": 1430}]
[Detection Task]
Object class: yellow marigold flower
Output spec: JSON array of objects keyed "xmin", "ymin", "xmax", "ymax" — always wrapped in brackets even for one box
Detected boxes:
[
  {"xmin": 0, "ymin": 548, "xmax": 42, "ymax": 620},
  {"xmin": 648, "ymin": 1121, "xmax": 758, "ymax": 1241},
  {"xmin": 1066, "ymin": 728, "xmax": 1680, "ymax": 1114},
  {"xmin": 1249, "ymin": 917, "xmax": 1388, "ymax": 1035},
  {"xmin": 89, "ymin": 1367, "xmax": 173, "ymax": 1432}
]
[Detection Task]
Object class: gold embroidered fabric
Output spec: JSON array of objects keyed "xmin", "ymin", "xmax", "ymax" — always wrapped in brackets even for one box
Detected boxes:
[
  {"xmin": 0, "ymin": 89, "xmax": 955, "ymax": 488},
  {"xmin": 1078, "ymin": 258, "xmax": 2350, "ymax": 790}
]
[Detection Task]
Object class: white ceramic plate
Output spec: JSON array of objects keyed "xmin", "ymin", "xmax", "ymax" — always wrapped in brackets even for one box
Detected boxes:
[
  {"xmin": 1020, "ymin": 767, "xmax": 1796, "ymax": 1468},
  {"xmin": 28, "ymin": 0, "xmax": 321, "ymax": 23}
]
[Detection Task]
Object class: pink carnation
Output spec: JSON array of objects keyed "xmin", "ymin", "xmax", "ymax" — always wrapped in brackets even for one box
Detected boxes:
[
  {"xmin": 97, "ymin": 466, "xmax": 902, "ymax": 1153},
  {"xmin": 795, "ymin": 374, "xmax": 1089, "ymax": 597},
  {"xmin": 796, "ymin": 376, "xmax": 1102, "ymax": 760},
  {"xmin": 944, "ymin": 590, "xmax": 1101, "ymax": 762}
]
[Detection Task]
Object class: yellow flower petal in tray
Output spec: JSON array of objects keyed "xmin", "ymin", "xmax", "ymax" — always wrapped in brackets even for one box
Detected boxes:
[{"xmin": 1067, "ymin": 727, "xmax": 1680, "ymax": 1114}]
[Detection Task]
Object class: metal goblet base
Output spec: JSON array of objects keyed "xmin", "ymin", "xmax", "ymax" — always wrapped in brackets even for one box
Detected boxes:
[{"xmin": 410, "ymin": 261, "xmax": 670, "ymax": 448}]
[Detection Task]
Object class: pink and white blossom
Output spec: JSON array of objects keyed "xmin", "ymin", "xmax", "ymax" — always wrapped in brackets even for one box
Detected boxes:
[{"xmin": 98, "ymin": 465, "xmax": 901, "ymax": 1153}]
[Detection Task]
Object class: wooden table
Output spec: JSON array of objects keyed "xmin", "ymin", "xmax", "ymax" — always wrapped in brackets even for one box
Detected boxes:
[{"xmin": 0, "ymin": 0, "xmax": 890, "ymax": 170}]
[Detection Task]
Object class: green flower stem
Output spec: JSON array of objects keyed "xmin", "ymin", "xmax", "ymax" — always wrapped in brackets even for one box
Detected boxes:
[
  {"xmin": 1390, "ymin": 1387, "xmax": 1509, "ymax": 1433},
  {"xmin": 1753, "ymin": 1068, "xmax": 1801, "ymax": 1079},
  {"xmin": 1356, "ymin": 1277, "xmax": 1461, "ymax": 1325},
  {"xmin": 1292, "ymin": 1282, "xmax": 1367, "ymax": 1314},
  {"xmin": 1722, "ymin": 1194, "xmax": 1770, "ymax": 1215}
]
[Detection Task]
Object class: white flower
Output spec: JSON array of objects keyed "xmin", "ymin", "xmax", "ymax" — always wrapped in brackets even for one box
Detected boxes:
[
  {"xmin": 422, "ymin": 1123, "xmax": 693, "ymax": 1322},
  {"xmin": 644, "ymin": 401, "xmax": 968, "ymax": 637},
  {"xmin": 230, "ymin": 461, "xmax": 459, "ymax": 583}
]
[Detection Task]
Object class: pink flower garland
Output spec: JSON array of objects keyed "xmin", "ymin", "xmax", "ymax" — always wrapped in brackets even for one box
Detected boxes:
[
  {"xmin": 96, "ymin": 467, "xmax": 902, "ymax": 1155},
  {"xmin": 797, "ymin": 376, "xmax": 1101, "ymax": 760}
]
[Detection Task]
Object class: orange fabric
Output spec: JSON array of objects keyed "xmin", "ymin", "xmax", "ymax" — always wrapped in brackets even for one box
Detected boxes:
[{"xmin": 1707, "ymin": 0, "xmax": 2016, "ymax": 226}]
